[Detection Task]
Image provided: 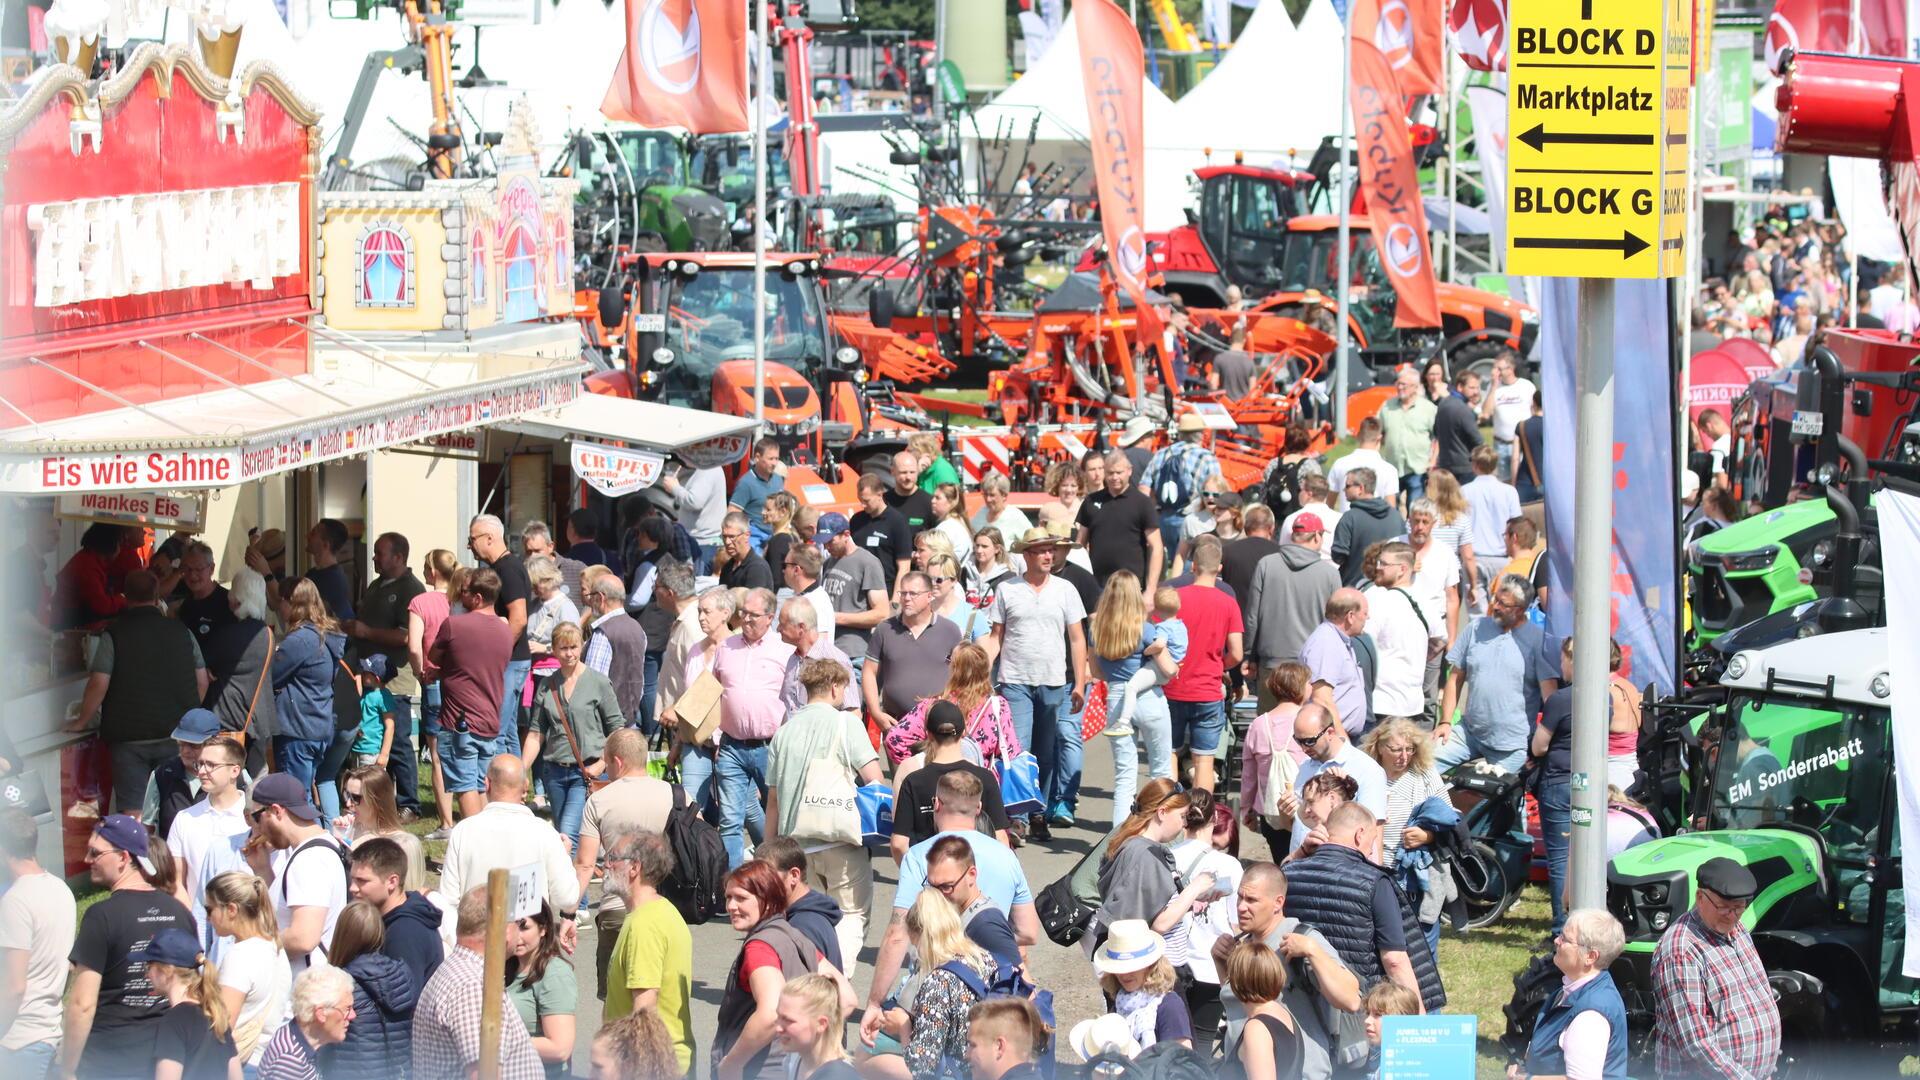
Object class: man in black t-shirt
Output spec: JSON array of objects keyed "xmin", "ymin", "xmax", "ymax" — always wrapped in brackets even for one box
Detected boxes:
[
  {"xmin": 883, "ymin": 453, "xmax": 934, "ymax": 536},
  {"xmin": 172, "ymin": 542, "xmax": 233, "ymax": 644},
  {"xmin": 1433, "ymin": 370, "xmax": 1485, "ymax": 485},
  {"xmin": 851, "ymin": 474, "xmax": 913, "ymax": 597},
  {"xmin": 716, "ymin": 511, "xmax": 776, "ymax": 591},
  {"xmin": 468, "ymin": 514, "xmax": 532, "ymax": 755},
  {"xmin": 66, "ymin": 815, "xmax": 194, "ymax": 1080},
  {"xmin": 345, "ymin": 532, "xmax": 428, "ymax": 817},
  {"xmin": 302, "ymin": 518, "xmax": 356, "ymax": 620},
  {"xmin": 1074, "ymin": 450, "xmax": 1164, "ymax": 596}
]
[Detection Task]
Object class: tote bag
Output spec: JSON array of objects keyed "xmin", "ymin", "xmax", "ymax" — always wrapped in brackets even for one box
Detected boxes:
[
  {"xmin": 789, "ymin": 719, "xmax": 864, "ymax": 847},
  {"xmin": 999, "ymin": 745, "xmax": 1044, "ymax": 818}
]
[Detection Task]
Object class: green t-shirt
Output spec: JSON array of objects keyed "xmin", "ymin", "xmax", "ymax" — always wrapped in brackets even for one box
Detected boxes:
[
  {"xmin": 765, "ymin": 703, "xmax": 881, "ymax": 839},
  {"xmin": 507, "ymin": 958, "xmax": 578, "ymax": 1080},
  {"xmin": 918, "ymin": 455, "xmax": 963, "ymax": 495},
  {"xmin": 605, "ymin": 896, "xmax": 695, "ymax": 1074}
]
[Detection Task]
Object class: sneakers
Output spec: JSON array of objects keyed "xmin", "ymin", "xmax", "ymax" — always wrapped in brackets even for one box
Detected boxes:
[
  {"xmin": 1046, "ymin": 804, "xmax": 1075, "ymax": 829},
  {"xmin": 398, "ymin": 808, "xmax": 421, "ymax": 826},
  {"xmin": 1103, "ymin": 722, "xmax": 1134, "ymax": 738},
  {"xmin": 1028, "ymin": 813, "xmax": 1052, "ymax": 842},
  {"xmin": 424, "ymin": 827, "xmax": 452, "ymax": 842}
]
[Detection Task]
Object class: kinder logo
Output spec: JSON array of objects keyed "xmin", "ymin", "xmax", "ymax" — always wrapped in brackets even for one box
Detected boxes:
[
  {"xmin": 1374, "ymin": 0, "xmax": 1417, "ymax": 67},
  {"xmin": 639, "ymin": 0, "xmax": 702, "ymax": 95},
  {"xmin": 1115, "ymin": 225, "xmax": 1149, "ymax": 280},
  {"xmin": 1384, "ymin": 222, "xmax": 1424, "ymax": 278}
]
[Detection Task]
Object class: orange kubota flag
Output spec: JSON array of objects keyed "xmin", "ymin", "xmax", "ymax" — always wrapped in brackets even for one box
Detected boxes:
[
  {"xmin": 602, "ymin": 0, "xmax": 749, "ymax": 134},
  {"xmin": 1074, "ymin": 0, "xmax": 1159, "ymax": 338},
  {"xmin": 1350, "ymin": 38, "xmax": 1440, "ymax": 328},
  {"xmin": 1351, "ymin": 0, "xmax": 1442, "ymax": 95}
]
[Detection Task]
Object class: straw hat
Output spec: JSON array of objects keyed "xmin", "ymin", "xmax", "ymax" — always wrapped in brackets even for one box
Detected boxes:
[
  {"xmin": 1011, "ymin": 526, "xmax": 1079, "ymax": 554},
  {"xmin": 1092, "ymin": 919, "xmax": 1166, "ymax": 975},
  {"xmin": 1069, "ymin": 1013, "xmax": 1142, "ymax": 1061},
  {"xmin": 1116, "ymin": 414, "xmax": 1158, "ymax": 447},
  {"xmin": 1176, "ymin": 412, "xmax": 1208, "ymax": 434}
]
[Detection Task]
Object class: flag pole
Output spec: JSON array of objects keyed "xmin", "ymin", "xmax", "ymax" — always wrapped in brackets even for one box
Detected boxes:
[
  {"xmin": 753, "ymin": 0, "xmax": 768, "ymax": 436},
  {"xmin": 1335, "ymin": 0, "xmax": 1354, "ymax": 436}
]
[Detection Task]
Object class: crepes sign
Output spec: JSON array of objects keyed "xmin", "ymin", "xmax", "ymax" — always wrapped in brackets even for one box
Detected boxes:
[{"xmin": 572, "ymin": 440, "xmax": 666, "ymax": 497}]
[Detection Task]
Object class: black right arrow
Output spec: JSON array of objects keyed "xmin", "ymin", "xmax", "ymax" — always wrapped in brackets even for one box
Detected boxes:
[
  {"xmin": 1518, "ymin": 124, "xmax": 1657, "ymax": 153},
  {"xmin": 1513, "ymin": 231, "xmax": 1651, "ymax": 259}
]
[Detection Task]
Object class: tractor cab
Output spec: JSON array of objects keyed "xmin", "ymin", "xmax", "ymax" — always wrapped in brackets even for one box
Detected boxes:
[{"xmin": 1193, "ymin": 165, "xmax": 1308, "ymax": 291}]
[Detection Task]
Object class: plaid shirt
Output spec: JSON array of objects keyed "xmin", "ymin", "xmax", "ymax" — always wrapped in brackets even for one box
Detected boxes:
[
  {"xmin": 1651, "ymin": 909, "xmax": 1781, "ymax": 1079},
  {"xmin": 1142, "ymin": 440, "xmax": 1222, "ymax": 512},
  {"xmin": 584, "ymin": 611, "xmax": 617, "ymax": 676},
  {"xmin": 413, "ymin": 946, "xmax": 545, "ymax": 1080}
]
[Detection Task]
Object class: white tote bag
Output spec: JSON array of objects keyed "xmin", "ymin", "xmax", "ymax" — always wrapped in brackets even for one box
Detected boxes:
[{"xmin": 788, "ymin": 719, "xmax": 863, "ymax": 847}]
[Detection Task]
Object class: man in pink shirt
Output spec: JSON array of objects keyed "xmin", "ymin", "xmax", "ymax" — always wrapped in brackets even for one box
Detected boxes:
[{"xmin": 709, "ymin": 587, "xmax": 796, "ymax": 866}]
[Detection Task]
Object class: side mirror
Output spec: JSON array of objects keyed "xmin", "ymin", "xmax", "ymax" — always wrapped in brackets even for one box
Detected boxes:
[
  {"xmin": 597, "ymin": 286, "xmax": 626, "ymax": 329},
  {"xmin": 869, "ymin": 287, "xmax": 897, "ymax": 329}
]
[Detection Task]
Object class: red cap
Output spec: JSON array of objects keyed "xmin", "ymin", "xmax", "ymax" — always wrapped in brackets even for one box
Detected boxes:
[{"xmin": 1292, "ymin": 512, "xmax": 1325, "ymax": 535}]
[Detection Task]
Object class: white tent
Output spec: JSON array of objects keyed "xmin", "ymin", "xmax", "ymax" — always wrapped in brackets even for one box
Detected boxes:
[
  {"xmin": 1166, "ymin": 0, "xmax": 1343, "ymax": 163},
  {"xmin": 968, "ymin": 10, "xmax": 1205, "ymax": 229}
]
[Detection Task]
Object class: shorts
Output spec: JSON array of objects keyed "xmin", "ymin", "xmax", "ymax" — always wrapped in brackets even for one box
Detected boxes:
[
  {"xmin": 439, "ymin": 728, "xmax": 506, "ymax": 794},
  {"xmin": 1167, "ymin": 698, "xmax": 1226, "ymax": 756}
]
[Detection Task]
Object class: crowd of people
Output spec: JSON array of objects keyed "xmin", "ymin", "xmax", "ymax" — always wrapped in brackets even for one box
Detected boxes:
[{"xmin": 4, "ymin": 408, "xmax": 1783, "ymax": 1080}]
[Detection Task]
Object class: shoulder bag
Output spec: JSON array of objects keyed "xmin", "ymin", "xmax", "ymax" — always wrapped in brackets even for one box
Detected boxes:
[
  {"xmin": 789, "ymin": 717, "xmax": 864, "ymax": 847},
  {"xmin": 230, "ymin": 626, "xmax": 274, "ymax": 751},
  {"xmin": 549, "ymin": 679, "xmax": 612, "ymax": 792}
]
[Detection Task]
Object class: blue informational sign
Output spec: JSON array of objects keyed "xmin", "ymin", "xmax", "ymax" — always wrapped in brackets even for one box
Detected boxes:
[{"xmin": 1379, "ymin": 1015, "xmax": 1477, "ymax": 1080}]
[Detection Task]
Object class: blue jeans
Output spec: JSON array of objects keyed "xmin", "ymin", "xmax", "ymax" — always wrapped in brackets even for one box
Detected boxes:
[
  {"xmin": 1400, "ymin": 471, "xmax": 1427, "ymax": 509},
  {"xmin": 715, "ymin": 737, "xmax": 769, "ymax": 867},
  {"xmin": 697, "ymin": 543, "xmax": 718, "ymax": 574},
  {"xmin": 314, "ymin": 728, "xmax": 357, "ymax": 822},
  {"xmin": 0, "ymin": 1039, "xmax": 56, "ymax": 1078},
  {"xmin": 1158, "ymin": 514, "xmax": 1186, "ymax": 558},
  {"xmin": 273, "ymin": 735, "xmax": 329, "ymax": 795},
  {"xmin": 1106, "ymin": 679, "xmax": 1175, "ymax": 820},
  {"xmin": 541, "ymin": 761, "xmax": 590, "ymax": 850},
  {"xmin": 678, "ymin": 742, "xmax": 719, "ymax": 823},
  {"xmin": 387, "ymin": 694, "xmax": 419, "ymax": 813},
  {"xmin": 1495, "ymin": 440, "xmax": 1515, "ymax": 483},
  {"xmin": 1001, "ymin": 683, "xmax": 1078, "ymax": 815},
  {"xmin": 1538, "ymin": 778, "xmax": 1571, "ymax": 931},
  {"xmin": 1168, "ymin": 698, "xmax": 1227, "ymax": 755},
  {"xmin": 1433, "ymin": 728, "xmax": 1528, "ymax": 774},
  {"xmin": 640, "ymin": 650, "xmax": 664, "ymax": 736},
  {"xmin": 420, "ymin": 682, "xmax": 443, "ymax": 736},
  {"xmin": 499, "ymin": 659, "xmax": 531, "ymax": 756}
]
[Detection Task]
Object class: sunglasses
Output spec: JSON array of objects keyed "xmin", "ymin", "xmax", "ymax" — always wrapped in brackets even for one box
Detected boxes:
[
  {"xmin": 343, "ymin": 791, "xmax": 363, "ymax": 806},
  {"xmin": 931, "ymin": 576, "xmax": 952, "ymax": 586},
  {"xmin": 1294, "ymin": 726, "xmax": 1332, "ymax": 749}
]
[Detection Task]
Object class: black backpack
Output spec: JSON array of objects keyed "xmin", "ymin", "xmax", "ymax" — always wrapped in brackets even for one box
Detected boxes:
[
  {"xmin": 660, "ymin": 785, "xmax": 727, "ymax": 925},
  {"xmin": 279, "ymin": 836, "xmax": 351, "ymax": 903},
  {"xmin": 1263, "ymin": 456, "xmax": 1311, "ymax": 511},
  {"xmin": 1149, "ymin": 445, "xmax": 1200, "ymax": 514}
]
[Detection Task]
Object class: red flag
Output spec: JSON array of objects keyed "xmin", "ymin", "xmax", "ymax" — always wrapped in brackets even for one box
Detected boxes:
[
  {"xmin": 1073, "ymin": 0, "xmax": 1158, "ymax": 332},
  {"xmin": 602, "ymin": 0, "xmax": 748, "ymax": 134},
  {"xmin": 1353, "ymin": 0, "xmax": 1442, "ymax": 94},
  {"xmin": 1764, "ymin": 0, "xmax": 1847, "ymax": 74},
  {"xmin": 1350, "ymin": 39, "xmax": 1440, "ymax": 329},
  {"xmin": 1448, "ymin": 0, "xmax": 1507, "ymax": 71},
  {"xmin": 1857, "ymin": 0, "xmax": 1907, "ymax": 58}
]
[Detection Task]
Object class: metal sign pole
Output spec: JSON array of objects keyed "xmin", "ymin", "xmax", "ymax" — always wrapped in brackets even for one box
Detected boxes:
[
  {"xmin": 753, "ymin": 0, "xmax": 769, "ymax": 436},
  {"xmin": 1334, "ymin": 3, "xmax": 1354, "ymax": 435},
  {"xmin": 1568, "ymin": 275, "xmax": 1615, "ymax": 912}
]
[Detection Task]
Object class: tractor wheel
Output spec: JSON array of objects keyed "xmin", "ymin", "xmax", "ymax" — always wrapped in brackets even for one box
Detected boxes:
[
  {"xmin": 1499, "ymin": 950, "xmax": 1561, "ymax": 1062},
  {"xmin": 1447, "ymin": 339, "xmax": 1512, "ymax": 386},
  {"xmin": 1772, "ymin": 970, "xmax": 1862, "ymax": 1080},
  {"xmin": 1457, "ymin": 838, "xmax": 1516, "ymax": 928}
]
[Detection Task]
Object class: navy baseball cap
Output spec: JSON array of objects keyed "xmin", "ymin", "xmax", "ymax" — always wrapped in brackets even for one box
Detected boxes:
[
  {"xmin": 95, "ymin": 814, "xmax": 156, "ymax": 874},
  {"xmin": 170, "ymin": 708, "xmax": 222, "ymax": 744},
  {"xmin": 132, "ymin": 927, "xmax": 204, "ymax": 968},
  {"xmin": 814, "ymin": 512, "xmax": 851, "ymax": 542},
  {"xmin": 250, "ymin": 773, "xmax": 320, "ymax": 823},
  {"xmin": 358, "ymin": 654, "xmax": 390, "ymax": 680}
]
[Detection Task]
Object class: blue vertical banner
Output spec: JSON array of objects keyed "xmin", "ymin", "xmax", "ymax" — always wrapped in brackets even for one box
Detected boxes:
[{"xmin": 1539, "ymin": 277, "xmax": 1678, "ymax": 696}]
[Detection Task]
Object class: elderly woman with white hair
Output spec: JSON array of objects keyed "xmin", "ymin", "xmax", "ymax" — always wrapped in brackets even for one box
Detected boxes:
[
  {"xmin": 661, "ymin": 585, "xmax": 737, "ymax": 822},
  {"xmin": 969, "ymin": 473, "xmax": 1032, "ymax": 573},
  {"xmin": 205, "ymin": 566, "xmax": 276, "ymax": 774},
  {"xmin": 1512, "ymin": 909, "xmax": 1630, "ymax": 1080},
  {"xmin": 258, "ymin": 964, "xmax": 355, "ymax": 1079},
  {"xmin": 524, "ymin": 556, "xmax": 580, "ymax": 658}
]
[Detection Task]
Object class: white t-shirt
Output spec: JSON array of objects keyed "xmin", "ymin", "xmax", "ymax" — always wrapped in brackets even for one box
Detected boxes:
[
  {"xmin": 270, "ymin": 834, "xmax": 347, "ymax": 976},
  {"xmin": 1488, "ymin": 377, "xmax": 1537, "ymax": 442},
  {"xmin": 1408, "ymin": 538, "xmax": 1460, "ymax": 633},
  {"xmin": 1362, "ymin": 585, "xmax": 1430, "ymax": 718},
  {"xmin": 0, "ymin": 871, "xmax": 76, "ymax": 1050},
  {"xmin": 166, "ymin": 795, "xmax": 251, "ymax": 964},
  {"xmin": 1167, "ymin": 839, "xmax": 1243, "ymax": 985},
  {"xmin": 987, "ymin": 575, "xmax": 1086, "ymax": 687},
  {"xmin": 1326, "ymin": 448, "xmax": 1400, "ymax": 509},
  {"xmin": 1290, "ymin": 742, "xmax": 1389, "ymax": 852},
  {"xmin": 218, "ymin": 936, "xmax": 290, "ymax": 1065},
  {"xmin": 1281, "ymin": 505, "xmax": 1343, "ymax": 562}
]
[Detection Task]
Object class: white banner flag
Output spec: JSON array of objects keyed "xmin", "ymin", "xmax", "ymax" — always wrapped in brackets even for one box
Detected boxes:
[{"xmin": 1876, "ymin": 488, "xmax": 1920, "ymax": 976}]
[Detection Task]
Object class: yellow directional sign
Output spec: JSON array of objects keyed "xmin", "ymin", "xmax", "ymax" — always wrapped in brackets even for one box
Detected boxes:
[{"xmin": 1505, "ymin": 0, "xmax": 1690, "ymax": 278}]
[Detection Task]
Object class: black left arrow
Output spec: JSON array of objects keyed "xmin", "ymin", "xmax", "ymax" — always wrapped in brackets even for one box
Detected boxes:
[
  {"xmin": 1513, "ymin": 231, "xmax": 1651, "ymax": 259},
  {"xmin": 1518, "ymin": 124, "xmax": 1656, "ymax": 152}
]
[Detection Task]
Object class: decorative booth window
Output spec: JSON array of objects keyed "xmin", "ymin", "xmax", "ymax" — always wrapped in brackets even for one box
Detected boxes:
[
  {"xmin": 471, "ymin": 229, "xmax": 488, "ymax": 305},
  {"xmin": 355, "ymin": 224, "xmax": 416, "ymax": 308}
]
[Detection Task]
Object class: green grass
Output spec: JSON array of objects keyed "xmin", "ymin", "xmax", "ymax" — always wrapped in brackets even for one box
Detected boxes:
[
  {"xmin": 1438, "ymin": 885, "xmax": 1555, "ymax": 1076},
  {"xmin": 917, "ymin": 388, "xmax": 997, "ymax": 428}
]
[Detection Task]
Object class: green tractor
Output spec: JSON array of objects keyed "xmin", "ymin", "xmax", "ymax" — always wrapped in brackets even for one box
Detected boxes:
[{"xmin": 1501, "ymin": 625, "xmax": 1914, "ymax": 1073}]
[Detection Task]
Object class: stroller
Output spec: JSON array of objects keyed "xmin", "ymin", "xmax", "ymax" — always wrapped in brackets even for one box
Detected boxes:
[{"xmin": 1442, "ymin": 759, "xmax": 1541, "ymax": 929}]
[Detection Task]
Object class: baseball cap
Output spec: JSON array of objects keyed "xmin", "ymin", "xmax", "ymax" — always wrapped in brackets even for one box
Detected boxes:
[
  {"xmin": 95, "ymin": 814, "xmax": 156, "ymax": 875},
  {"xmin": 170, "ymin": 708, "xmax": 222, "ymax": 744},
  {"xmin": 358, "ymin": 654, "xmax": 390, "ymax": 680},
  {"xmin": 132, "ymin": 927, "xmax": 204, "ymax": 968},
  {"xmin": 1697, "ymin": 856, "xmax": 1759, "ymax": 901},
  {"xmin": 1292, "ymin": 512, "xmax": 1325, "ymax": 535},
  {"xmin": 926, "ymin": 700, "xmax": 966, "ymax": 739},
  {"xmin": 250, "ymin": 773, "xmax": 320, "ymax": 823},
  {"xmin": 814, "ymin": 512, "xmax": 851, "ymax": 543}
]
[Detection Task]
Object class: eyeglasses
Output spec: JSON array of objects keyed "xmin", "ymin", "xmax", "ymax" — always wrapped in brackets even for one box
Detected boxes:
[
  {"xmin": 249, "ymin": 807, "xmax": 271, "ymax": 823},
  {"xmin": 931, "ymin": 576, "xmax": 952, "ymax": 587},
  {"xmin": 742, "ymin": 609, "xmax": 772, "ymax": 622},
  {"xmin": 83, "ymin": 845, "xmax": 117, "ymax": 864},
  {"xmin": 899, "ymin": 590, "xmax": 929, "ymax": 600},
  {"xmin": 343, "ymin": 791, "xmax": 363, "ymax": 806},
  {"xmin": 1294, "ymin": 725, "xmax": 1333, "ymax": 749},
  {"xmin": 926, "ymin": 874, "xmax": 965, "ymax": 895},
  {"xmin": 193, "ymin": 761, "xmax": 239, "ymax": 775},
  {"xmin": 1698, "ymin": 889, "xmax": 1750, "ymax": 916}
]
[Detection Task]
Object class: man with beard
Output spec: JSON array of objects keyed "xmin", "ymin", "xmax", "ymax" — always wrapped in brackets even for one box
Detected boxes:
[
  {"xmin": 599, "ymin": 828, "xmax": 694, "ymax": 1075},
  {"xmin": 1436, "ymin": 574, "xmax": 1556, "ymax": 773}
]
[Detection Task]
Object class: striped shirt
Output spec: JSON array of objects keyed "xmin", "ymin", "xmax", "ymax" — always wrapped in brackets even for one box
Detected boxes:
[
  {"xmin": 256, "ymin": 1021, "xmax": 319, "ymax": 1080},
  {"xmin": 1382, "ymin": 767, "xmax": 1448, "ymax": 869}
]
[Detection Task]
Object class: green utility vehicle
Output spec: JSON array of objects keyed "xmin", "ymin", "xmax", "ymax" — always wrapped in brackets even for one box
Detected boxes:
[
  {"xmin": 1687, "ymin": 499, "xmax": 1831, "ymax": 646},
  {"xmin": 1503, "ymin": 627, "xmax": 1913, "ymax": 1074}
]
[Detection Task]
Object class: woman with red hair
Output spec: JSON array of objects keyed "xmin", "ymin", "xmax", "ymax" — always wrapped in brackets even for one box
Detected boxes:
[{"xmin": 712, "ymin": 861, "xmax": 855, "ymax": 1080}]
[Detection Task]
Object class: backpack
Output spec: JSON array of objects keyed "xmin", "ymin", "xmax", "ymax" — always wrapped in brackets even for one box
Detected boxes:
[
  {"xmin": 279, "ymin": 836, "xmax": 351, "ymax": 904},
  {"xmin": 938, "ymin": 960, "xmax": 1058, "ymax": 1080},
  {"xmin": 1263, "ymin": 456, "xmax": 1311, "ymax": 511},
  {"xmin": 1149, "ymin": 445, "xmax": 1199, "ymax": 514},
  {"xmin": 660, "ymin": 785, "xmax": 728, "ymax": 925},
  {"xmin": 1286, "ymin": 948, "xmax": 1371, "ymax": 1070},
  {"xmin": 1126, "ymin": 1041, "xmax": 1216, "ymax": 1080}
]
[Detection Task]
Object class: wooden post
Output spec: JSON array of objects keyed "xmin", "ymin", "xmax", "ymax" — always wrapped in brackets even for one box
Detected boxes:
[{"xmin": 478, "ymin": 867, "xmax": 509, "ymax": 1080}]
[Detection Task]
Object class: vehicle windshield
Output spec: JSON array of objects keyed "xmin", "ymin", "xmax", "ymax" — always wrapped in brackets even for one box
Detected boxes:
[
  {"xmin": 1278, "ymin": 231, "xmax": 1397, "ymax": 341},
  {"xmin": 656, "ymin": 267, "xmax": 828, "ymax": 403},
  {"xmin": 1705, "ymin": 694, "xmax": 1886, "ymax": 872},
  {"xmin": 612, "ymin": 130, "xmax": 687, "ymax": 187}
]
